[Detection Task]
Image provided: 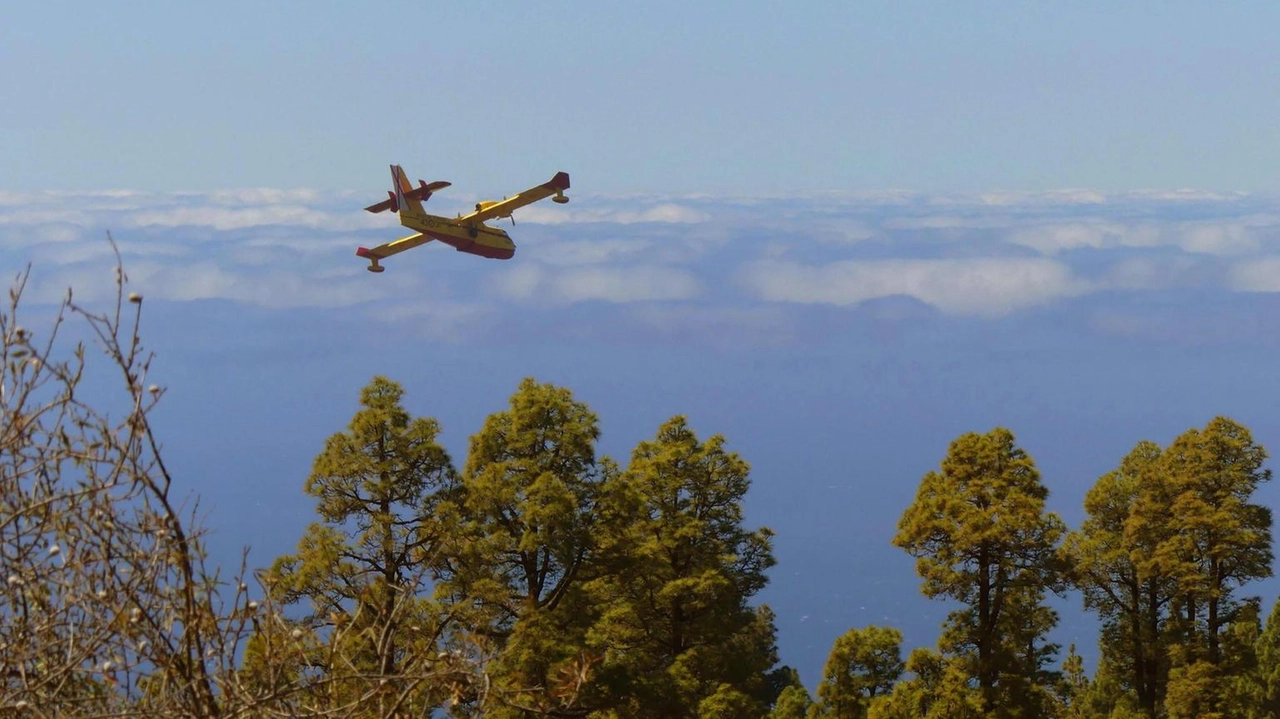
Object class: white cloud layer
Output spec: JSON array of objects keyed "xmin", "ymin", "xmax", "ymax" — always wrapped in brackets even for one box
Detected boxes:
[
  {"xmin": 1007, "ymin": 221, "xmax": 1269, "ymax": 256},
  {"xmin": 493, "ymin": 265, "xmax": 701, "ymax": 304},
  {"xmin": 29, "ymin": 261, "xmax": 413, "ymax": 310},
  {"xmin": 1007, "ymin": 222, "xmax": 1152, "ymax": 254},
  {"xmin": 1229, "ymin": 257, "xmax": 1280, "ymax": 293},
  {"xmin": 124, "ymin": 205, "xmax": 389, "ymax": 231},
  {"xmin": 516, "ymin": 202, "xmax": 710, "ymax": 225},
  {"xmin": 979, "ymin": 189, "xmax": 1108, "ymax": 206},
  {"xmin": 534, "ymin": 238, "xmax": 654, "ymax": 266},
  {"xmin": 5, "ymin": 186, "xmax": 1280, "ymax": 337},
  {"xmin": 1102, "ymin": 256, "xmax": 1211, "ymax": 291},
  {"xmin": 740, "ymin": 258, "xmax": 1085, "ymax": 316}
]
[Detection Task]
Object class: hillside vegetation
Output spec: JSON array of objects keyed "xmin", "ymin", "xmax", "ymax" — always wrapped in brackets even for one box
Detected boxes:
[{"xmin": 2, "ymin": 261, "xmax": 1278, "ymax": 718}]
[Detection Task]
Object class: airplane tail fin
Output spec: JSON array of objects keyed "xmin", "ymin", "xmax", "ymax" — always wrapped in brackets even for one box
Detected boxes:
[
  {"xmin": 391, "ymin": 165, "xmax": 425, "ymax": 215},
  {"xmin": 364, "ymin": 166, "xmax": 451, "ymax": 214}
]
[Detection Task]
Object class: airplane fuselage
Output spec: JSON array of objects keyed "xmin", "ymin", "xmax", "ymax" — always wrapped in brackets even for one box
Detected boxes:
[{"xmin": 400, "ymin": 210, "xmax": 514, "ymax": 260}]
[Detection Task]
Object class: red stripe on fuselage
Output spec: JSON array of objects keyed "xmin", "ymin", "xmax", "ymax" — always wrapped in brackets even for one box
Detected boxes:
[{"xmin": 427, "ymin": 232, "xmax": 514, "ymax": 259}]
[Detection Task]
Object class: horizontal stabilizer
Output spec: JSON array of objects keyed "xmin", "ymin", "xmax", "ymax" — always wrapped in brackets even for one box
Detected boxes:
[
  {"xmin": 412, "ymin": 180, "xmax": 453, "ymax": 198},
  {"xmin": 364, "ymin": 179, "xmax": 452, "ymax": 213},
  {"xmin": 364, "ymin": 192, "xmax": 398, "ymax": 214}
]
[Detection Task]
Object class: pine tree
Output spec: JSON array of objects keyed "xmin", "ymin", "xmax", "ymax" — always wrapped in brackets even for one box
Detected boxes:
[
  {"xmin": 812, "ymin": 626, "xmax": 904, "ymax": 718},
  {"xmin": 893, "ymin": 427, "xmax": 1066, "ymax": 718},
  {"xmin": 768, "ymin": 683, "xmax": 813, "ymax": 719},
  {"xmin": 1055, "ymin": 644, "xmax": 1114, "ymax": 719},
  {"xmin": 699, "ymin": 683, "xmax": 766, "ymax": 719},
  {"xmin": 1164, "ymin": 660, "xmax": 1220, "ymax": 719},
  {"xmin": 262, "ymin": 376, "xmax": 459, "ymax": 714},
  {"xmin": 1219, "ymin": 598, "xmax": 1264, "ymax": 718},
  {"xmin": 1150, "ymin": 417, "xmax": 1273, "ymax": 716},
  {"xmin": 1082, "ymin": 655, "xmax": 1147, "ymax": 719},
  {"xmin": 1062, "ymin": 440, "xmax": 1173, "ymax": 716},
  {"xmin": 440, "ymin": 377, "xmax": 611, "ymax": 715},
  {"xmin": 1258, "ymin": 597, "xmax": 1280, "ymax": 719},
  {"xmin": 588, "ymin": 416, "xmax": 780, "ymax": 717},
  {"xmin": 867, "ymin": 648, "xmax": 982, "ymax": 719}
]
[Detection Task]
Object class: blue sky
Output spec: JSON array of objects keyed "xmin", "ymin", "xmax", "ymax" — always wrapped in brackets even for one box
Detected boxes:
[
  {"xmin": 5, "ymin": 1, "xmax": 1280, "ymax": 691},
  {"xmin": 5, "ymin": 2, "xmax": 1280, "ymax": 193}
]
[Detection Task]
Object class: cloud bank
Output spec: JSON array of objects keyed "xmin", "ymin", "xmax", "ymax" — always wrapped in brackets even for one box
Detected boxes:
[
  {"xmin": 741, "ymin": 258, "xmax": 1084, "ymax": 316},
  {"xmin": 4, "ymin": 187, "xmax": 1280, "ymax": 343}
]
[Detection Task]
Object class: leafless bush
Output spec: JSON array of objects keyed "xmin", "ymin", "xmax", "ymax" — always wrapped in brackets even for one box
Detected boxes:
[{"xmin": 0, "ymin": 248, "xmax": 258, "ymax": 716}]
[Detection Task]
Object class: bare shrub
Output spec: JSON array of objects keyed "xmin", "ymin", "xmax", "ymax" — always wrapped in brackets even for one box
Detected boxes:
[{"xmin": 0, "ymin": 248, "xmax": 258, "ymax": 716}]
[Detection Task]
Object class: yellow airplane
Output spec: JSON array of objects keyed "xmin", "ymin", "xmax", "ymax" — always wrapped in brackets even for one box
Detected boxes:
[{"xmin": 356, "ymin": 165, "xmax": 570, "ymax": 272}]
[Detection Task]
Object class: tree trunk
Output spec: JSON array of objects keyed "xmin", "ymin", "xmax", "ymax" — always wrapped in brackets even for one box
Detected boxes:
[{"xmin": 978, "ymin": 546, "xmax": 995, "ymax": 713}]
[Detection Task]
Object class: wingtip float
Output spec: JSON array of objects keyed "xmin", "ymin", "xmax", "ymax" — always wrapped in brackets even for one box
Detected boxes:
[{"xmin": 355, "ymin": 165, "xmax": 570, "ymax": 273}]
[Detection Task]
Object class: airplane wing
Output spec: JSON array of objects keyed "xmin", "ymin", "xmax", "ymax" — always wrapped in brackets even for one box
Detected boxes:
[
  {"xmin": 364, "ymin": 180, "xmax": 453, "ymax": 214},
  {"xmin": 459, "ymin": 172, "xmax": 570, "ymax": 224},
  {"xmin": 356, "ymin": 232, "xmax": 434, "ymax": 270}
]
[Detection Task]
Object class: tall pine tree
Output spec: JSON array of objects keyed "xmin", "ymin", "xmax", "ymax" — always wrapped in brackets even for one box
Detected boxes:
[
  {"xmin": 1258, "ymin": 597, "xmax": 1280, "ymax": 719},
  {"xmin": 260, "ymin": 376, "xmax": 459, "ymax": 714},
  {"xmin": 893, "ymin": 427, "xmax": 1066, "ymax": 718},
  {"xmin": 440, "ymin": 377, "xmax": 612, "ymax": 716},
  {"xmin": 867, "ymin": 648, "xmax": 982, "ymax": 719},
  {"xmin": 812, "ymin": 625, "xmax": 904, "ymax": 719},
  {"xmin": 1063, "ymin": 440, "xmax": 1174, "ymax": 716},
  {"xmin": 1152, "ymin": 417, "xmax": 1273, "ymax": 717},
  {"xmin": 588, "ymin": 416, "xmax": 781, "ymax": 717}
]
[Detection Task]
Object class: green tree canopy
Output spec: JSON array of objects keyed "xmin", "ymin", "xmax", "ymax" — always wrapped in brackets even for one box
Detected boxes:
[
  {"xmin": 893, "ymin": 427, "xmax": 1066, "ymax": 718},
  {"xmin": 1063, "ymin": 440, "xmax": 1173, "ymax": 716},
  {"xmin": 260, "ymin": 375, "xmax": 460, "ymax": 713},
  {"xmin": 813, "ymin": 625, "xmax": 904, "ymax": 719},
  {"xmin": 588, "ymin": 416, "xmax": 780, "ymax": 718},
  {"xmin": 1144, "ymin": 418, "xmax": 1273, "ymax": 717},
  {"xmin": 768, "ymin": 683, "xmax": 813, "ymax": 719},
  {"xmin": 1157, "ymin": 418, "xmax": 1272, "ymax": 650},
  {"xmin": 1257, "ymin": 597, "xmax": 1280, "ymax": 719},
  {"xmin": 441, "ymin": 377, "xmax": 612, "ymax": 715},
  {"xmin": 867, "ymin": 648, "xmax": 982, "ymax": 719}
]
